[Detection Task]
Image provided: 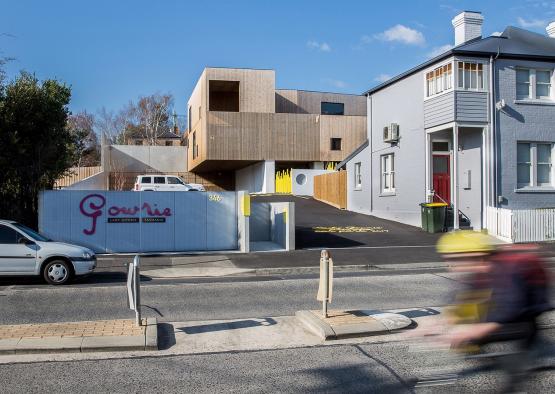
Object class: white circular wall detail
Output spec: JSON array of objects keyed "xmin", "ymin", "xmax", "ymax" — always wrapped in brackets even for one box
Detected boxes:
[{"xmin": 296, "ymin": 173, "xmax": 307, "ymax": 185}]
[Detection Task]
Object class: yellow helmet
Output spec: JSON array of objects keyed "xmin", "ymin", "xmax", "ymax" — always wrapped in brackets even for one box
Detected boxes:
[{"xmin": 436, "ymin": 230, "xmax": 495, "ymax": 256}]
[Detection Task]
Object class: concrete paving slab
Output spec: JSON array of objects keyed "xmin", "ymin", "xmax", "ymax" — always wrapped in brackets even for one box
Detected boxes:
[
  {"xmin": 296, "ymin": 310, "xmax": 413, "ymax": 340},
  {"xmin": 145, "ymin": 318, "xmax": 158, "ymax": 350},
  {"xmin": 17, "ymin": 337, "xmax": 83, "ymax": 354},
  {"xmin": 0, "ymin": 338, "xmax": 19, "ymax": 355},
  {"xmin": 80, "ymin": 335, "xmax": 146, "ymax": 352},
  {"xmin": 142, "ymin": 266, "xmax": 255, "ymax": 278}
]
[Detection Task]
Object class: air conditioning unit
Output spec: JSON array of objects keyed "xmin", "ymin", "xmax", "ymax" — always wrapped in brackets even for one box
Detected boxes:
[{"xmin": 383, "ymin": 123, "xmax": 399, "ymax": 143}]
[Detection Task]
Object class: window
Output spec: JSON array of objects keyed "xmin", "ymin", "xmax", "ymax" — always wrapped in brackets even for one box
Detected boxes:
[
  {"xmin": 354, "ymin": 162, "xmax": 362, "ymax": 190},
  {"xmin": 209, "ymin": 80, "xmax": 239, "ymax": 112},
  {"xmin": 188, "ymin": 106, "xmax": 192, "ymax": 131},
  {"xmin": 321, "ymin": 102, "xmax": 344, "ymax": 115},
  {"xmin": 154, "ymin": 177, "xmax": 165, "ymax": 184},
  {"xmin": 517, "ymin": 142, "xmax": 553, "ymax": 188},
  {"xmin": 13, "ymin": 223, "xmax": 49, "ymax": 242},
  {"xmin": 0, "ymin": 225, "xmax": 18, "ymax": 244},
  {"xmin": 165, "ymin": 141, "xmax": 172, "ymax": 146},
  {"xmin": 432, "ymin": 141, "xmax": 450, "ymax": 152},
  {"xmin": 168, "ymin": 177, "xmax": 184, "ymax": 185},
  {"xmin": 135, "ymin": 140, "xmax": 143, "ymax": 145},
  {"xmin": 192, "ymin": 132, "xmax": 197, "ymax": 159},
  {"xmin": 426, "ymin": 63, "xmax": 452, "ymax": 97},
  {"xmin": 457, "ymin": 62, "xmax": 484, "ymax": 90},
  {"xmin": 141, "ymin": 177, "xmax": 152, "ymax": 184},
  {"xmin": 516, "ymin": 68, "xmax": 553, "ymax": 100},
  {"xmin": 330, "ymin": 138, "xmax": 342, "ymax": 151},
  {"xmin": 381, "ymin": 154, "xmax": 395, "ymax": 193}
]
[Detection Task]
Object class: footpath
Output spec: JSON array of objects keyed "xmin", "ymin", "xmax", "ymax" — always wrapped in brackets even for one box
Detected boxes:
[{"xmin": 0, "ymin": 318, "xmax": 157, "ymax": 355}]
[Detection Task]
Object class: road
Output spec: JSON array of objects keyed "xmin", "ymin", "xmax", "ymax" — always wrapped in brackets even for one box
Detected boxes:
[{"xmin": 1, "ymin": 269, "xmax": 554, "ymax": 393}]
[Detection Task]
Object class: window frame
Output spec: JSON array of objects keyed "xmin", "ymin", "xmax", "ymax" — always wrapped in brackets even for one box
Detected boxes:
[
  {"xmin": 515, "ymin": 67, "xmax": 553, "ymax": 101},
  {"xmin": 456, "ymin": 60, "xmax": 486, "ymax": 92},
  {"xmin": 380, "ymin": 153, "xmax": 395, "ymax": 194},
  {"xmin": 321, "ymin": 102, "xmax": 345, "ymax": 115},
  {"xmin": 354, "ymin": 162, "xmax": 362, "ymax": 190},
  {"xmin": 516, "ymin": 142, "xmax": 554, "ymax": 189},
  {"xmin": 424, "ymin": 60, "xmax": 454, "ymax": 99},
  {"xmin": 330, "ymin": 138, "xmax": 342, "ymax": 151}
]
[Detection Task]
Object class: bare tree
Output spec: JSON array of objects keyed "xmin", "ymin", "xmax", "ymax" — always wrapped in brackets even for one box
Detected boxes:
[
  {"xmin": 95, "ymin": 107, "xmax": 127, "ymax": 144},
  {"xmin": 129, "ymin": 93, "xmax": 173, "ymax": 145},
  {"xmin": 67, "ymin": 111, "xmax": 100, "ymax": 167}
]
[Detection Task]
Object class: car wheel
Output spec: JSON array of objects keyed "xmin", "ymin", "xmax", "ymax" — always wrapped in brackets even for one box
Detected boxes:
[{"xmin": 43, "ymin": 260, "xmax": 72, "ymax": 285}]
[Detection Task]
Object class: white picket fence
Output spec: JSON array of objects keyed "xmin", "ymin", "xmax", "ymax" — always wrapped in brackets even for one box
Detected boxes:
[{"xmin": 487, "ymin": 206, "xmax": 555, "ymax": 243}]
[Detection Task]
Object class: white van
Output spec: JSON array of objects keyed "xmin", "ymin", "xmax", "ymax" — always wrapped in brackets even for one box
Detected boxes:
[{"xmin": 133, "ymin": 175, "xmax": 205, "ymax": 191}]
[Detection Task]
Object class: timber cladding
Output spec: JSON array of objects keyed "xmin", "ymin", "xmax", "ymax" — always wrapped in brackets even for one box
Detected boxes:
[
  {"xmin": 313, "ymin": 171, "xmax": 347, "ymax": 209},
  {"xmin": 202, "ymin": 112, "xmax": 366, "ymax": 164}
]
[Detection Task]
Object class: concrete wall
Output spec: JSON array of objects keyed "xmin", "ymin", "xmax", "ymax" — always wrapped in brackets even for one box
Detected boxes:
[
  {"xmin": 346, "ymin": 145, "xmax": 371, "ymax": 215},
  {"xmin": 39, "ymin": 190, "xmax": 238, "ymax": 253},
  {"xmin": 105, "ymin": 145, "xmax": 187, "ymax": 173},
  {"xmin": 235, "ymin": 161, "xmax": 275, "ymax": 193},
  {"xmin": 369, "ymin": 70, "xmax": 427, "ymax": 227},
  {"xmin": 495, "ymin": 59, "xmax": 555, "ymax": 209},
  {"xmin": 250, "ymin": 201, "xmax": 295, "ymax": 251},
  {"xmin": 65, "ymin": 171, "xmax": 107, "ymax": 190},
  {"xmin": 291, "ymin": 169, "xmax": 333, "ymax": 196}
]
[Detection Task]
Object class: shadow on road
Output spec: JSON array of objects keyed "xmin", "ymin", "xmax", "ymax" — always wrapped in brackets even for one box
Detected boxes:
[{"xmin": 177, "ymin": 318, "xmax": 278, "ymax": 334}]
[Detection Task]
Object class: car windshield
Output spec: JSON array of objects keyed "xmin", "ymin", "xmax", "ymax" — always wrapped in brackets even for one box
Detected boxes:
[{"xmin": 12, "ymin": 223, "xmax": 51, "ymax": 242}]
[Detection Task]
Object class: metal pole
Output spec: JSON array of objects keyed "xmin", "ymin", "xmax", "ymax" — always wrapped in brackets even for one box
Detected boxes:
[
  {"xmin": 133, "ymin": 255, "xmax": 141, "ymax": 326},
  {"xmin": 322, "ymin": 250, "xmax": 329, "ymax": 318}
]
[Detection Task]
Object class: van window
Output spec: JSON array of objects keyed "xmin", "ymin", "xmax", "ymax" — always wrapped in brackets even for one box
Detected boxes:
[
  {"xmin": 141, "ymin": 177, "xmax": 152, "ymax": 183},
  {"xmin": 154, "ymin": 177, "xmax": 165, "ymax": 184},
  {"xmin": 0, "ymin": 225, "xmax": 19, "ymax": 244},
  {"xmin": 168, "ymin": 177, "xmax": 184, "ymax": 185}
]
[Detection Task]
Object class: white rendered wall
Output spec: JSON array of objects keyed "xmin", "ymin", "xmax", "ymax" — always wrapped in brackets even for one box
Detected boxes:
[{"xmin": 235, "ymin": 161, "xmax": 275, "ymax": 193}]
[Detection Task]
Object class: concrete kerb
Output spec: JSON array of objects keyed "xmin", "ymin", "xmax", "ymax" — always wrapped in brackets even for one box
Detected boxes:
[
  {"xmin": 296, "ymin": 310, "xmax": 413, "ymax": 340},
  {"xmin": 0, "ymin": 318, "xmax": 158, "ymax": 355}
]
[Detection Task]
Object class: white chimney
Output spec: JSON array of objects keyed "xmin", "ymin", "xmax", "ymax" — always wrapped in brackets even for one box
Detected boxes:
[
  {"xmin": 452, "ymin": 11, "xmax": 484, "ymax": 46},
  {"xmin": 547, "ymin": 21, "xmax": 555, "ymax": 38}
]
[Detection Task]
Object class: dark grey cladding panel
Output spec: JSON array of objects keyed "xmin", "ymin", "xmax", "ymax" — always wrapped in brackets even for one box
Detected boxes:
[{"xmin": 424, "ymin": 91, "xmax": 455, "ymax": 128}]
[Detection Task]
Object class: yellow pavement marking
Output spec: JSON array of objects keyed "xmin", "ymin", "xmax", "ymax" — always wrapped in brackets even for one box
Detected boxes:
[{"xmin": 312, "ymin": 226, "xmax": 389, "ymax": 233}]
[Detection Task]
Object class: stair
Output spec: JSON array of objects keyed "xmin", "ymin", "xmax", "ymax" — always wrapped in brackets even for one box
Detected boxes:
[{"xmin": 445, "ymin": 207, "xmax": 472, "ymax": 230}]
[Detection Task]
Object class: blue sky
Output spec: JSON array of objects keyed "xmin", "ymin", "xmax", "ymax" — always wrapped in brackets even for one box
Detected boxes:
[{"xmin": 1, "ymin": 0, "xmax": 554, "ymax": 117}]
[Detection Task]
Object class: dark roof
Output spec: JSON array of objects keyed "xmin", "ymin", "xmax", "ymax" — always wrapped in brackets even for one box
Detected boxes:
[
  {"xmin": 157, "ymin": 131, "xmax": 181, "ymax": 139},
  {"xmin": 335, "ymin": 139, "xmax": 369, "ymax": 169},
  {"xmin": 364, "ymin": 26, "xmax": 555, "ymax": 95}
]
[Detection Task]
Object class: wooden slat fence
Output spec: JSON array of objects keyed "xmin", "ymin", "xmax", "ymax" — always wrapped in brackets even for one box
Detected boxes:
[
  {"xmin": 109, "ymin": 171, "xmax": 228, "ymax": 192},
  {"xmin": 313, "ymin": 171, "xmax": 347, "ymax": 209},
  {"xmin": 54, "ymin": 166, "xmax": 102, "ymax": 188}
]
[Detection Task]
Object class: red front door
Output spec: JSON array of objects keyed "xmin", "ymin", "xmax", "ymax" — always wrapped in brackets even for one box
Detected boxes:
[{"xmin": 433, "ymin": 155, "xmax": 450, "ymax": 204}]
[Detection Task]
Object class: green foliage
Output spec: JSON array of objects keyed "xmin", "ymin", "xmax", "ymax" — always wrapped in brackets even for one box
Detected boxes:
[{"xmin": 0, "ymin": 72, "xmax": 75, "ymax": 226}]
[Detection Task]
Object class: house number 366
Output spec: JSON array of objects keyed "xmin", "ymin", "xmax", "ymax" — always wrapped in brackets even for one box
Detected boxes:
[{"xmin": 209, "ymin": 194, "xmax": 222, "ymax": 202}]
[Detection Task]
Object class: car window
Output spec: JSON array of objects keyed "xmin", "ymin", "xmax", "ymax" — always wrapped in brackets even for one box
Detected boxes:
[
  {"xmin": 0, "ymin": 225, "xmax": 19, "ymax": 244},
  {"xmin": 154, "ymin": 177, "xmax": 165, "ymax": 184},
  {"xmin": 12, "ymin": 223, "xmax": 49, "ymax": 242},
  {"xmin": 168, "ymin": 177, "xmax": 184, "ymax": 185},
  {"xmin": 141, "ymin": 177, "xmax": 152, "ymax": 183}
]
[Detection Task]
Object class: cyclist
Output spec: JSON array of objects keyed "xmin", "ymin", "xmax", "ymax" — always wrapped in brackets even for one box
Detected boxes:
[{"xmin": 436, "ymin": 231, "xmax": 552, "ymax": 390}]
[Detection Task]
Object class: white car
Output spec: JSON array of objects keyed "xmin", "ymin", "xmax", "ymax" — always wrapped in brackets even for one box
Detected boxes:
[
  {"xmin": 0, "ymin": 220, "xmax": 96, "ymax": 285},
  {"xmin": 133, "ymin": 175, "xmax": 205, "ymax": 191}
]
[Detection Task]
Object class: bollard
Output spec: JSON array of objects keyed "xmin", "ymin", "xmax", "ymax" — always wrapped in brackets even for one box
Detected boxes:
[
  {"xmin": 133, "ymin": 255, "xmax": 141, "ymax": 326},
  {"xmin": 317, "ymin": 250, "xmax": 333, "ymax": 319},
  {"xmin": 322, "ymin": 251, "xmax": 329, "ymax": 318}
]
